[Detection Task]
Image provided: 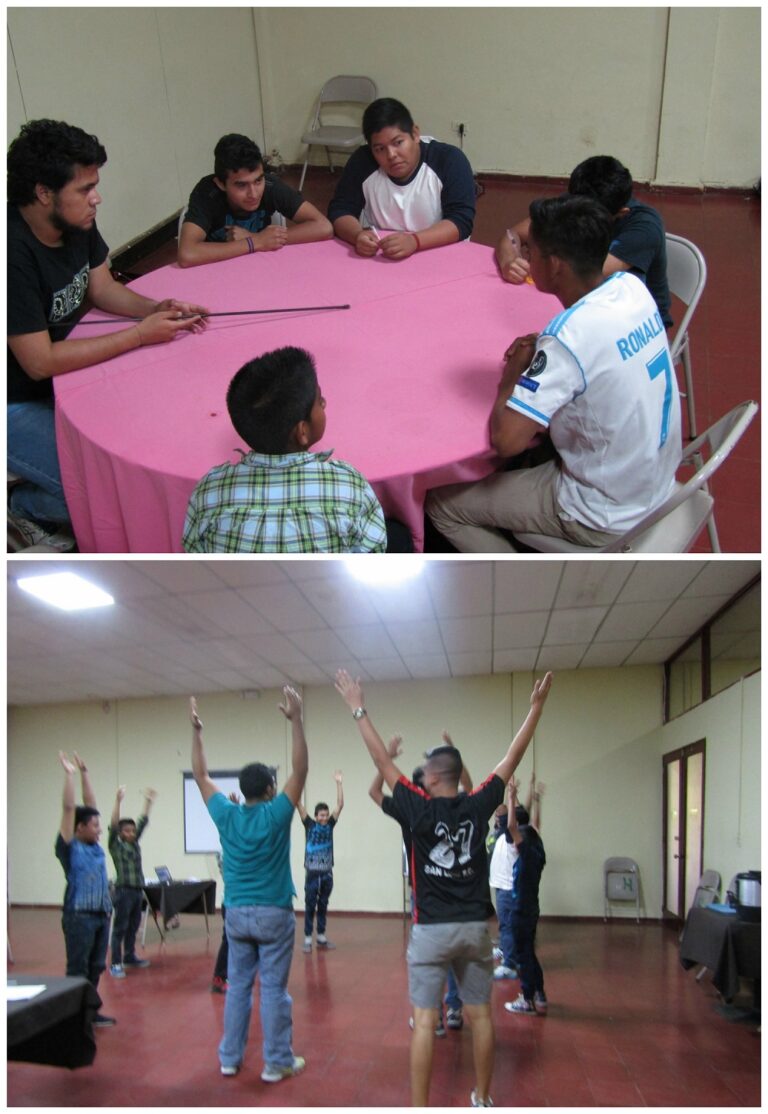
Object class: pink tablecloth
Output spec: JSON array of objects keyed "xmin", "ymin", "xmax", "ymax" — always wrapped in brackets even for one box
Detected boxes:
[{"xmin": 55, "ymin": 239, "xmax": 560, "ymax": 551}]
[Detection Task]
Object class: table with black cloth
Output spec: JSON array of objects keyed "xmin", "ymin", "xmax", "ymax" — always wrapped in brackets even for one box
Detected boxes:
[
  {"xmin": 7, "ymin": 975, "xmax": 101, "ymax": 1068},
  {"xmin": 143, "ymin": 879, "xmax": 216, "ymax": 941},
  {"xmin": 679, "ymin": 906, "xmax": 761, "ymax": 1003}
]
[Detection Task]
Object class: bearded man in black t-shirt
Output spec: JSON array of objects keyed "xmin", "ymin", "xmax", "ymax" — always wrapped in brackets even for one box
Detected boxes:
[
  {"xmin": 335, "ymin": 668, "xmax": 552, "ymax": 1109},
  {"xmin": 7, "ymin": 119, "xmax": 207, "ymax": 549}
]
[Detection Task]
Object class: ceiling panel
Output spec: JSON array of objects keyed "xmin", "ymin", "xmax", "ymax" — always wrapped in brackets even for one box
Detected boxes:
[{"xmin": 6, "ymin": 559, "xmax": 759, "ymax": 705}]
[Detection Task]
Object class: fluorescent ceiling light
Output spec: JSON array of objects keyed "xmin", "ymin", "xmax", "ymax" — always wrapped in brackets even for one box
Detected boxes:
[
  {"xmin": 17, "ymin": 572, "xmax": 115, "ymax": 611},
  {"xmin": 344, "ymin": 556, "xmax": 425, "ymax": 586}
]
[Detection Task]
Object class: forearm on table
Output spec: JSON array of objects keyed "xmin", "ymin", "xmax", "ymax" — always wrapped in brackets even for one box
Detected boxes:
[
  {"xmin": 285, "ymin": 218, "xmax": 333, "ymax": 244},
  {"xmin": 332, "ymin": 215, "xmax": 364, "ymax": 245},
  {"xmin": 9, "ymin": 328, "xmax": 142, "ymax": 380},
  {"xmin": 178, "ymin": 237, "xmax": 253, "ymax": 268},
  {"xmin": 412, "ymin": 219, "xmax": 460, "ymax": 251}
]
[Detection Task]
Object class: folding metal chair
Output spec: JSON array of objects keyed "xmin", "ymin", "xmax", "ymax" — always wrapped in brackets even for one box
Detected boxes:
[{"xmin": 299, "ymin": 75, "xmax": 377, "ymax": 191}]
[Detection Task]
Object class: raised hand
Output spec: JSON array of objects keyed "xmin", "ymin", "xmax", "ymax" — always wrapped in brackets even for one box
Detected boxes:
[
  {"xmin": 335, "ymin": 669, "xmax": 364, "ymax": 711},
  {"xmin": 278, "ymin": 685, "xmax": 303, "ymax": 721},
  {"xmin": 73, "ymin": 752, "xmax": 88, "ymax": 772},
  {"xmin": 387, "ymin": 734, "xmax": 404, "ymax": 759},
  {"xmin": 59, "ymin": 751, "xmax": 77, "ymax": 775},
  {"xmin": 531, "ymin": 672, "xmax": 553, "ymax": 708},
  {"xmin": 333, "ymin": 770, "xmax": 343, "ymax": 784},
  {"xmin": 190, "ymin": 696, "xmax": 203, "ymax": 730}
]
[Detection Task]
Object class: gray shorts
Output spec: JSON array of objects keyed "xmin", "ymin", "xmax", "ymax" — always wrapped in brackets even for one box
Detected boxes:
[{"xmin": 406, "ymin": 922, "xmax": 493, "ymax": 1008}]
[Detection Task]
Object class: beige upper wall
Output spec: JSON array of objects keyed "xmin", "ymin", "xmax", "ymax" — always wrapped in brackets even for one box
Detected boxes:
[
  {"xmin": 9, "ymin": 664, "xmax": 759, "ymax": 919},
  {"xmin": 6, "ymin": 7, "xmax": 759, "ymax": 251}
]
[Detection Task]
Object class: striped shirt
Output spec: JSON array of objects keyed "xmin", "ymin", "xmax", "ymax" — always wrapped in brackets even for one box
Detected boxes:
[{"xmin": 182, "ymin": 449, "xmax": 386, "ymax": 554}]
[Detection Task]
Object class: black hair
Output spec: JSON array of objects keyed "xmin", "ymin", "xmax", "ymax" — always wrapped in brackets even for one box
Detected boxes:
[
  {"xmin": 363, "ymin": 98, "xmax": 415, "ymax": 144},
  {"xmin": 568, "ymin": 155, "xmax": 633, "ymax": 215},
  {"xmin": 74, "ymin": 805, "xmax": 100, "ymax": 829},
  {"xmin": 118, "ymin": 818, "xmax": 136, "ymax": 831},
  {"xmin": 528, "ymin": 195, "xmax": 612, "ymax": 279},
  {"xmin": 226, "ymin": 346, "xmax": 318, "ymax": 454},
  {"xmin": 412, "ymin": 765, "xmax": 425, "ymax": 789},
  {"xmin": 515, "ymin": 804, "xmax": 530, "ymax": 826},
  {"xmin": 239, "ymin": 762, "xmax": 276, "ymax": 801},
  {"xmin": 423, "ymin": 745, "xmax": 463, "ymax": 783},
  {"xmin": 314, "ymin": 802, "xmax": 329, "ymax": 816},
  {"xmin": 7, "ymin": 119, "xmax": 107, "ymax": 206},
  {"xmin": 213, "ymin": 133, "xmax": 265, "ymax": 183}
]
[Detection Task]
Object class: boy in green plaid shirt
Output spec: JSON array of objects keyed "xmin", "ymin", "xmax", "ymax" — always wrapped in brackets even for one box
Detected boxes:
[
  {"xmin": 109, "ymin": 786, "xmax": 156, "ymax": 978},
  {"xmin": 182, "ymin": 346, "xmax": 391, "ymax": 554}
]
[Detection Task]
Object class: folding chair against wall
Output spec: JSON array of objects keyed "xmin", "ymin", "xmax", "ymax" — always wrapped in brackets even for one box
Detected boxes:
[
  {"xmin": 604, "ymin": 857, "xmax": 641, "ymax": 923},
  {"xmin": 299, "ymin": 74, "xmax": 378, "ymax": 191}
]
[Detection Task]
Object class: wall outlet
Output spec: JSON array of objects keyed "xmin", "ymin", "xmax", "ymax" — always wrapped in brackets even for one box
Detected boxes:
[{"xmin": 450, "ymin": 121, "xmax": 469, "ymax": 136}]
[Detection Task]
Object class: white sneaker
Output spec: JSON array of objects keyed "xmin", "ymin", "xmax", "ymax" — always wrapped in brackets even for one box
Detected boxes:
[
  {"xmin": 493, "ymin": 964, "xmax": 518, "ymax": 980},
  {"xmin": 261, "ymin": 1055, "xmax": 305, "ymax": 1083},
  {"xmin": 471, "ymin": 1089, "xmax": 494, "ymax": 1106},
  {"xmin": 220, "ymin": 1064, "xmax": 239, "ymax": 1076},
  {"xmin": 302, "ymin": 937, "xmax": 312, "ymax": 953}
]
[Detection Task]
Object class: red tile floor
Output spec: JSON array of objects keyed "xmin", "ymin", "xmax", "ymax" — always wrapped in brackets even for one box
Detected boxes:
[
  {"xmin": 7, "ymin": 907, "xmax": 760, "ymax": 1106},
  {"xmin": 127, "ymin": 169, "xmax": 761, "ymax": 554}
]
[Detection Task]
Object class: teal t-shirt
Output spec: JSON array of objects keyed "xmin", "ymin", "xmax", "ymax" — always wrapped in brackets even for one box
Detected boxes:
[{"xmin": 207, "ymin": 791, "xmax": 296, "ymax": 908}]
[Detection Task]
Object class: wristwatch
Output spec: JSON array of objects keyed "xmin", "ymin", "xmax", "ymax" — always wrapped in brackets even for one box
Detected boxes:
[{"xmin": 352, "ymin": 707, "xmax": 367, "ymax": 720}]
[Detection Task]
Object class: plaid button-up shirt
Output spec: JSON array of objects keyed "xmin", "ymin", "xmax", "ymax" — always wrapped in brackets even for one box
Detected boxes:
[
  {"xmin": 182, "ymin": 450, "xmax": 387, "ymax": 554},
  {"xmin": 108, "ymin": 815, "xmax": 148, "ymax": 888}
]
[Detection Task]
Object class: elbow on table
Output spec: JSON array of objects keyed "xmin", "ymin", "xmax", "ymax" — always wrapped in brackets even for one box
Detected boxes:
[
  {"xmin": 317, "ymin": 217, "xmax": 333, "ymax": 240},
  {"xmin": 177, "ymin": 251, "xmax": 199, "ymax": 270}
]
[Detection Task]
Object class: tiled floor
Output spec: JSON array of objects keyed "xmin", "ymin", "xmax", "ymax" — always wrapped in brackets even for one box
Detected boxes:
[
  {"xmin": 7, "ymin": 908, "xmax": 760, "ymax": 1106},
  {"xmin": 126, "ymin": 168, "xmax": 761, "ymax": 554}
]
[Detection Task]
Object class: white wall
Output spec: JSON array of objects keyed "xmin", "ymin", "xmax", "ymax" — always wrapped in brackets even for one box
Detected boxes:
[
  {"xmin": 7, "ymin": 7, "xmax": 759, "ymax": 252},
  {"xmin": 10, "ymin": 665, "xmax": 759, "ymax": 918}
]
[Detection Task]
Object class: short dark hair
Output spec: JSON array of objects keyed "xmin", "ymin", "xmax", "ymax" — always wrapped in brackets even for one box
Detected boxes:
[
  {"xmin": 75, "ymin": 805, "xmax": 100, "ymax": 829},
  {"xmin": 515, "ymin": 804, "xmax": 530, "ymax": 826},
  {"xmin": 118, "ymin": 818, "xmax": 136, "ymax": 832},
  {"xmin": 7, "ymin": 119, "xmax": 107, "ymax": 206},
  {"xmin": 213, "ymin": 133, "xmax": 264, "ymax": 182},
  {"xmin": 568, "ymin": 155, "xmax": 633, "ymax": 215},
  {"xmin": 363, "ymin": 98, "xmax": 415, "ymax": 144},
  {"xmin": 412, "ymin": 765, "xmax": 425, "ymax": 789},
  {"xmin": 226, "ymin": 346, "xmax": 318, "ymax": 454},
  {"xmin": 314, "ymin": 802, "xmax": 329, "ymax": 816},
  {"xmin": 239, "ymin": 762, "xmax": 276, "ymax": 801},
  {"xmin": 528, "ymin": 194, "xmax": 612, "ymax": 279},
  {"xmin": 423, "ymin": 745, "xmax": 463, "ymax": 784}
]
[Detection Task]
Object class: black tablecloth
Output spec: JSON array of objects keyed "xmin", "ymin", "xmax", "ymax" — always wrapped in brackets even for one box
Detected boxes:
[
  {"xmin": 679, "ymin": 906, "xmax": 761, "ymax": 1001},
  {"xmin": 7, "ymin": 975, "xmax": 101, "ymax": 1068},
  {"xmin": 143, "ymin": 879, "xmax": 216, "ymax": 925}
]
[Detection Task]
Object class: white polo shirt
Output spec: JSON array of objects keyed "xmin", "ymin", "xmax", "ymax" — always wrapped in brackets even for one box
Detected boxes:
[{"xmin": 507, "ymin": 272, "xmax": 682, "ymax": 533}]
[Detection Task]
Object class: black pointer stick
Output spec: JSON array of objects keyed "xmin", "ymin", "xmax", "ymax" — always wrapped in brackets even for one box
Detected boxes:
[{"xmin": 61, "ymin": 304, "xmax": 351, "ymax": 325}]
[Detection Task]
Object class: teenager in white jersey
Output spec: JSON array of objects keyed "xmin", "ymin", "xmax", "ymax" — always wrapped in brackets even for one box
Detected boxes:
[
  {"xmin": 328, "ymin": 97, "xmax": 476, "ymax": 261},
  {"xmin": 426, "ymin": 195, "xmax": 682, "ymax": 550}
]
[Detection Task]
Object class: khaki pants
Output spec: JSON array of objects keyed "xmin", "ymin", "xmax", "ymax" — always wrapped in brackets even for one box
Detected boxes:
[{"xmin": 425, "ymin": 460, "xmax": 620, "ymax": 552}]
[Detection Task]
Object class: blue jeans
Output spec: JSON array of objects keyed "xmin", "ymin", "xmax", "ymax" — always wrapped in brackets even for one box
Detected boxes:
[
  {"xmin": 7, "ymin": 400, "xmax": 70, "ymax": 525},
  {"xmin": 62, "ymin": 910, "xmax": 110, "ymax": 989},
  {"xmin": 495, "ymin": 888, "xmax": 517, "ymax": 970},
  {"xmin": 110, "ymin": 887, "xmax": 144, "ymax": 965},
  {"xmin": 220, "ymin": 905, "xmax": 296, "ymax": 1070},
  {"xmin": 304, "ymin": 871, "xmax": 333, "ymax": 936}
]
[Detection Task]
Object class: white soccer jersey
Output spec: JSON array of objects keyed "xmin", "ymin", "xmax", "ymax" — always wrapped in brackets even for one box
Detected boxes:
[{"xmin": 507, "ymin": 272, "xmax": 682, "ymax": 533}]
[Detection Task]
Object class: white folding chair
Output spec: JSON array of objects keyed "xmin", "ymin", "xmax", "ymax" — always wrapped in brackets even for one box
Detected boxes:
[
  {"xmin": 299, "ymin": 74, "xmax": 377, "ymax": 192},
  {"xmin": 604, "ymin": 857, "xmax": 641, "ymax": 923},
  {"xmin": 666, "ymin": 233, "xmax": 707, "ymax": 443},
  {"xmin": 512, "ymin": 400, "xmax": 758, "ymax": 554}
]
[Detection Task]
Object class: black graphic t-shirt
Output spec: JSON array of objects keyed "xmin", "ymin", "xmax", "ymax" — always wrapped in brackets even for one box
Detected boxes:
[
  {"xmin": 392, "ymin": 773, "xmax": 504, "ymax": 924},
  {"xmin": 183, "ymin": 175, "xmax": 304, "ymax": 242},
  {"xmin": 7, "ymin": 204, "xmax": 109, "ymax": 402}
]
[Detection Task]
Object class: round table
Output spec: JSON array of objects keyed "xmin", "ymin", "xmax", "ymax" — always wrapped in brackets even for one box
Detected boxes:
[{"xmin": 56, "ymin": 238, "xmax": 560, "ymax": 551}]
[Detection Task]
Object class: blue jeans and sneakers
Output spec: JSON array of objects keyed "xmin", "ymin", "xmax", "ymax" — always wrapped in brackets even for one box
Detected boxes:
[
  {"xmin": 110, "ymin": 886, "xmax": 150, "ymax": 977},
  {"xmin": 219, "ymin": 905, "xmax": 304, "ymax": 1082},
  {"xmin": 303, "ymin": 871, "xmax": 335, "ymax": 952},
  {"xmin": 7, "ymin": 400, "xmax": 76, "ymax": 551},
  {"xmin": 493, "ymin": 888, "xmax": 518, "ymax": 980},
  {"xmin": 503, "ymin": 914, "xmax": 547, "ymax": 1015}
]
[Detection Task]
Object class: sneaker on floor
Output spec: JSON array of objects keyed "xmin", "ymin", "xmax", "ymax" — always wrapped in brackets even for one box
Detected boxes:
[
  {"xmin": 492, "ymin": 946, "xmax": 503, "ymax": 962},
  {"xmin": 409, "ymin": 1015, "xmax": 447, "ymax": 1037},
  {"xmin": 446, "ymin": 1007, "xmax": 464, "ymax": 1030},
  {"xmin": 504, "ymin": 994, "xmax": 536, "ymax": 1015},
  {"xmin": 316, "ymin": 936, "xmax": 336, "ymax": 949},
  {"xmin": 211, "ymin": 976, "xmax": 228, "ymax": 994},
  {"xmin": 109, "ymin": 964, "xmax": 125, "ymax": 979},
  {"xmin": 493, "ymin": 964, "xmax": 518, "ymax": 980},
  {"xmin": 261, "ymin": 1055, "xmax": 306, "ymax": 1083},
  {"xmin": 220, "ymin": 1064, "xmax": 239, "ymax": 1076},
  {"xmin": 7, "ymin": 510, "xmax": 77, "ymax": 553},
  {"xmin": 93, "ymin": 1013, "xmax": 117, "ymax": 1027},
  {"xmin": 302, "ymin": 937, "xmax": 312, "ymax": 953},
  {"xmin": 471, "ymin": 1089, "xmax": 494, "ymax": 1106},
  {"xmin": 123, "ymin": 956, "xmax": 151, "ymax": 968},
  {"xmin": 533, "ymin": 991, "xmax": 548, "ymax": 1014}
]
